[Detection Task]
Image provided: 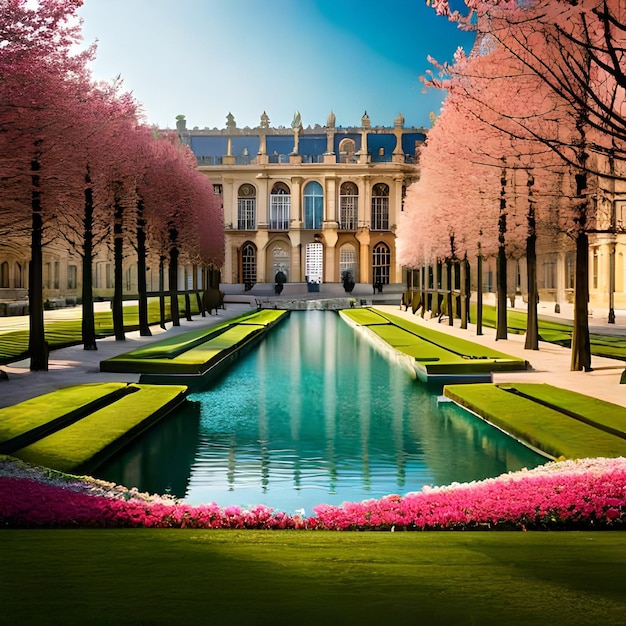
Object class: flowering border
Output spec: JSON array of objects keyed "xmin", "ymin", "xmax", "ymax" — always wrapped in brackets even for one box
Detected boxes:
[{"xmin": 1, "ymin": 455, "xmax": 625, "ymax": 530}]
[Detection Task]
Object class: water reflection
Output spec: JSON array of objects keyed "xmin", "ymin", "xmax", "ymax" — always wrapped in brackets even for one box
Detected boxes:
[{"xmin": 96, "ymin": 311, "xmax": 545, "ymax": 512}]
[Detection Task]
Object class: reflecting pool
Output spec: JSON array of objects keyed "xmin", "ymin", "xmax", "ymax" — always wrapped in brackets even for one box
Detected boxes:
[{"xmin": 96, "ymin": 310, "xmax": 546, "ymax": 513}]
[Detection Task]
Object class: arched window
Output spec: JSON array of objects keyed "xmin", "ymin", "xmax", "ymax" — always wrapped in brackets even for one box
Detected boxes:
[
  {"xmin": 339, "ymin": 243, "xmax": 357, "ymax": 283},
  {"xmin": 242, "ymin": 243, "xmax": 257, "ymax": 288},
  {"xmin": 269, "ymin": 182, "xmax": 290, "ymax": 230},
  {"xmin": 339, "ymin": 138, "xmax": 356, "ymax": 163},
  {"xmin": 272, "ymin": 245, "xmax": 290, "ymax": 282},
  {"xmin": 372, "ymin": 242, "xmax": 390, "ymax": 285},
  {"xmin": 238, "ymin": 184, "xmax": 256, "ymax": 230},
  {"xmin": 339, "ymin": 182, "xmax": 358, "ymax": 230},
  {"xmin": 303, "ymin": 181, "xmax": 323, "ymax": 230},
  {"xmin": 0, "ymin": 262, "xmax": 8, "ymax": 288},
  {"xmin": 14, "ymin": 262, "xmax": 22, "ymax": 289},
  {"xmin": 371, "ymin": 183, "xmax": 389, "ymax": 231}
]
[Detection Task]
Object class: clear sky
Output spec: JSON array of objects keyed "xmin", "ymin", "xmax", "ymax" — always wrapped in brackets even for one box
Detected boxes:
[{"xmin": 77, "ymin": 0, "xmax": 475, "ymax": 131}]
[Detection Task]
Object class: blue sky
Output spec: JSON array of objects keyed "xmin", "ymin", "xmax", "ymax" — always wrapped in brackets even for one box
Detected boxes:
[{"xmin": 78, "ymin": 0, "xmax": 475, "ymax": 130}]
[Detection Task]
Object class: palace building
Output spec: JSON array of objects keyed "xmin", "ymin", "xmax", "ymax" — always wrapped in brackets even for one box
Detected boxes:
[{"xmin": 177, "ymin": 111, "xmax": 425, "ymax": 293}]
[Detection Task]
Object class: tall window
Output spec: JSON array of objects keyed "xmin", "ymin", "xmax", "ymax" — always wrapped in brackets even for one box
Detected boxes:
[
  {"xmin": 67, "ymin": 265, "xmax": 77, "ymax": 290},
  {"xmin": 339, "ymin": 244, "xmax": 356, "ymax": 282},
  {"xmin": 272, "ymin": 245, "xmax": 290, "ymax": 281},
  {"xmin": 339, "ymin": 182, "xmax": 358, "ymax": 230},
  {"xmin": 14, "ymin": 262, "xmax": 22, "ymax": 289},
  {"xmin": 242, "ymin": 243, "xmax": 257, "ymax": 287},
  {"xmin": 371, "ymin": 183, "xmax": 389, "ymax": 231},
  {"xmin": 304, "ymin": 181, "xmax": 323, "ymax": 230},
  {"xmin": 0, "ymin": 262, "xmax": 8, "ymax": 288},
  {"xmin": 269, "ymin": 182, "xmax": 290, "ymax": 230},
  {"xmin": 565, "ymin": 252, "xmax": 575, "ymax": 290},
  {"xmin": 372, "ymin": 242, "xmax": 390, "ymax": 285},
  {"xmin": 238, "ymin": 184, "xmax": 256, "ymax": 230}
]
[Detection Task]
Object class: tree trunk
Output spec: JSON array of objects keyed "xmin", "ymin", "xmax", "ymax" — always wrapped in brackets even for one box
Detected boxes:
[
  {"xmin": 159, "ymin": 255, "xmax": 166, "ymax": 330},
  {"xmin": 136, "ymin": 197, "xmax": 151, "ymax": 336},
  {"xmin": 112, "ymin": 192, "xmax": 125, "ymax": 341},
  {"xmin": 28, "ymin": 151, "xmax": 47, "ymax": 371},
  {"xmin": 496, "ymin": 165, "xmax": 508, "ymax": 340},
  {"xmin": 460, "ymin": 256, "xmax": 469, "ymax": 330},
  {"xmin": 476, "ymin": 249, "xmax": 483, "ymax": 336},
  {"xmin": 81, "ymin": 168, "xmax": 97, "ymax": 350},
  {"xmin": 446, "ymin": 259, "xmax": 453, "ymax": 326},
  {"xmin": 571, "ymin": 231, "xmax": 592, "ymax": 371},
  {"xmin": 525, "ymin": 171, "xmax": 539, "ymax": 350},
  {"xmin": 169, "ymin": 230, "xmax": 180, "ymax": 327}
]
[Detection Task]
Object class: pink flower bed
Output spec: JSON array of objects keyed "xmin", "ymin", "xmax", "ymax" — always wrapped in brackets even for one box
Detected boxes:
[{"xmin": 1, "ymin": 456, "xmax": 625, "ymax": 530}]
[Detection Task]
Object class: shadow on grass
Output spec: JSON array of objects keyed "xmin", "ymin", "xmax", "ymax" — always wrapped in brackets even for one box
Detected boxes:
[{"xmin": 2, "ymin": 530, "xmax": 625, "ymax": 625}]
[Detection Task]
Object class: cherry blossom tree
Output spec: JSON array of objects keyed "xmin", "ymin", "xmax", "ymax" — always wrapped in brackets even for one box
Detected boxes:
[
  {"xmin": 428, "ymin": 0, "xmax": 626, "ymax": 369},
  {"xmin": 0, "ymin": 0, "xmax": 93, "ymax": 369}
]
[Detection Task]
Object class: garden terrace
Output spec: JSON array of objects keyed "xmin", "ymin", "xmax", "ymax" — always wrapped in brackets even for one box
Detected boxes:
[
  {"xmin": 444, "ymin": 382, "xmax": 626, "ymax": 459},
  {"xmin": 2, "ymin": 383, "xmax": 188, "ymax": 473},
  {"xmin": 100, "ymin": 309, "xmax": 289, "ymax": 381},
  {"xmin": 340, "ymin": 308, "xmax": 527, "ymax": 384}
]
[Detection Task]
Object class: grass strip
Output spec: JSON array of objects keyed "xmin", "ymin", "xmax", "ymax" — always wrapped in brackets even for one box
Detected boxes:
[
  {"xmin": 340, "ymin": 307, "xmax": 391, "ymax": 326},
  {"xmin": 0, "ymin": 298, "xmax": 202, "ymax": 363},
  {"xmin": 470, "ymin": 303, "xmax": 626, "ymax": 361},
  {"xmin": 379, "ymin": 310, "xmax": 525, "ymax": 362},
  {"xmin": 238, "ymin": 309, "xmax": 288, "ymax": 325},
  {"xmin": 498, "ymin": 382, "xmax": 626, "ymax": 440},
  {"xmin": 13, "ymin": 384, "xmax": 188, "ymax": 473},
  {"xmin": 0, "ymin": 383, "xmax": 135, "ymax": 454},
  {"xmin": 2, "ymin": 530, "xmax": 625, "ymax": 624},
  {"xmin": 444, "ymin": 383, "xmax": 626, "ymax": 459}
]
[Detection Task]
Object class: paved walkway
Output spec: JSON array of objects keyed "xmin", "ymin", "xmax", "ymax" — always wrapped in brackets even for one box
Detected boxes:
[{"xmin": 0, "ymin": 298, "xmax": 625, "ymax": 410}]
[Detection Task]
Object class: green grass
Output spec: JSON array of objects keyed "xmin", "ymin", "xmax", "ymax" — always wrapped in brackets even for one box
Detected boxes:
[
  {"xmin": 2, "ymin": 530, "xmax": 625, "ymax": 625},
  {"xmin": 0, "ymin": 382, "xmax": 130, "ymax": 446},
  {"xmin": 343, "ymin": 308, "xmax": 527, "ymax": 378},
  {"xmin": 13, "ymin": 384, "xmax": 188, "ymax": 473},
  {"xmin": 0, "ymin": 297, "xmax": 202, "ymax": 364},
  {"xmin": 101, "ymin": 310, "xmax": 288, "ymax": 375},
  {"xmin": 471, "ymin": 303, "xmax": 626, "ymax": 361},
  {"xmin": 444, "ymin": 383, "xmax": 626, "ymax": 459},
  {"xmin": 499, "ymin": 382, "xmax": 626, "ymax": 439}
]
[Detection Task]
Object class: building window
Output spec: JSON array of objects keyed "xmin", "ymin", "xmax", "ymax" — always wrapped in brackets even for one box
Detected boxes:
[
  {"xmin": 238, "ymin": 184, "xmax": 256, "ymax": 230},
  {"xmin": 269, "ymin": 182, "xmax": 290, "ymax": 230},
  {"xmin": 339, "ymin": 243, "xmax": 357, "ymax": 282},
  {"xmin": 339, "ymin": 138, "xmax": 356, "ymax": 163},
  {"xmin": 242, "ymin": 242, "xmax": 257, "ymax": 288},
  {"xmin": 0, "ymin": 262, "xmax": 8, "ymax": 288},
  {"xmin": 339, "ymin": 182, "xmax": 358, "ymax": 230},
  {"xmin": 593, "ymin": 250, "xmax": 598, "ymax": 290},
  {"xmin": 213, "ymin": 184, "xmax": 223, "ymax": 196},
  {"xmin": 14, "ymin": 262, "xmax": 22, "ymax": 289},
  {"xmin": 304, "ymin": 181, "xmax": 324, "ymax": 230},
  {"xmin": 371, "ymin": 183, "xmax": 389, "ymax": 231},
  {"xmin": 543, "ymin": 259, "xmax": 556, "ymax": 290},
  {"xmin": 272, "ymin": 245, "xmax": 290, "ymax": 282},
  {"xmin": 67, "ymin": 265, "xmax": 77, "ymax": 290},
  {"xmin": 565, "ymin": 252, "xmax": 575, "ymax": 290},
  {"xmin": 372, "ymin": 242, "xmax": 390, "ymax": 285}
]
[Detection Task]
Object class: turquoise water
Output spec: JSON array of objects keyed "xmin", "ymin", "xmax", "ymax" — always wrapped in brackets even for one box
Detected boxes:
[{"xmin": 96, "ymin": 311, "xmax": 545, "ymax": 514}]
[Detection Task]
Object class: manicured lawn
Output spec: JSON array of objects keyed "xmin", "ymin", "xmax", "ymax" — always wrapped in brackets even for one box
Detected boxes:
[
  {"xmin": 444, "ymin": 383, "xmax": 626, "ymax": 459},
  {"xmin": 12, "ymin": 384, "xmax": 188, "ymax": 473},
  {"xmin": 0, "ymin": 296, "xmax": 201, "ymax": 364},
  {"xmin": 1, "ymin": 530, "xmax": 625, "ymax": 624},
  {"xmin": 470, "ymin": 303, "xmax": 626, "ymax": 361}
]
